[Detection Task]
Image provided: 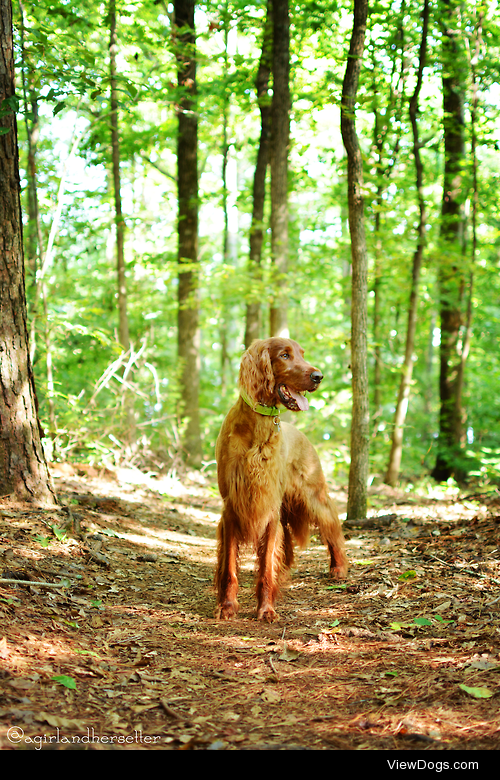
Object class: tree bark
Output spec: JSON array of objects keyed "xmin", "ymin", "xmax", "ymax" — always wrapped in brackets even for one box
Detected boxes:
[
  {"xmin": 341, "ymin": 0, "xmax": 369, "ymax": 522},
  {"xmin": 244, "ymin": 0, "xmax": 272, "ymax": 348},
  {"xmin": 0, "ymin": 0, "xmax": 56, "ymax": 505},
  {"xmin": 385, "ymin": 0, "xmax": 429, "ymax": 487},
  {"xmin": 454, "ymin": 8, "xmax": 483, "ymax": 451},
  {"xmin": 370, "ymin": 27, "xmax": 406, "ymax": 427},
  {"xmin": 174, "ymin": 0, "xmax": 202, "ymax": 466},
  {"xmin": 18, "ymin": 0, "xmax": 40, "ymax": 283},
  {"xmin": 109, "ymin": 0, "xmax": 130, "ymax": 352},
  {"xmin": 219, "ymin": 11, "xmax": 236, "ymax": 397},
  {"xmin": 431, "ymin": 0, "xmax": 468, "ymax": 482},
  {"xmin": 269, "ymin": 0, "xmax": 289, "ymax": 338}
]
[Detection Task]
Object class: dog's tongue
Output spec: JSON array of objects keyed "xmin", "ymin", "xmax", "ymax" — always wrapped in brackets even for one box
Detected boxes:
[{"xmin": 288, "ymin": 388, "xmax": 309, "ymax": 411}]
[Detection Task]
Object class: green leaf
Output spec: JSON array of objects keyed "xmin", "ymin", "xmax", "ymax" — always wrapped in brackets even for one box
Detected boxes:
[
  {"xmin": 52, "ymin": 675, "xmax": 77, "ymax": 690},
  {"xmin": 0, "ymin": 96, "xmax": 19, "ymax": 117},
  {"xmin": 33, "ymin": 535, "xmax": 51, "ymax": 548},
  {"xmin": 459, "ymin": 684, "xmax": 493, "ymax": 699},
  {"xmin": 53, "ymin": 101, "xmax": 66, "ymax": 116},
  {"xmin": 61, "ymin": 619, "xmax": 79, "ymax": 629},
  {"xmin": 50, "ymin": 524, "xmax": 67, "ymax": 542},
  {"xmin": 413, "ymin": 617, "xmax": 432, "ymax": 626},
  {"xmin": 398, "ymin": 570, "xmax": 417, "ymax": 581},
  {"xmin": 75, "ymin": 650, "xmax": 100, "ymax": 657},
  {"xmin": 435, "ymin": 615, "xmax": 454, "ymax": 624}
]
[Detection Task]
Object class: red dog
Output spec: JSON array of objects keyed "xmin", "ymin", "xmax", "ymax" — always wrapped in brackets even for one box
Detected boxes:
[{"xmin": 214, "ymin": 337, "xmax": 348, "ymax": 622}]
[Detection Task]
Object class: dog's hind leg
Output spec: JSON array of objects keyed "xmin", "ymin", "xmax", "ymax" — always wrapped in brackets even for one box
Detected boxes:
[
  {"xmin": 315, "ymin": 495, "xmax": 348, "ymax": 580},
  {"xmin": 215, "ymin": 506, "xmax": 240, "ymax": 619}
]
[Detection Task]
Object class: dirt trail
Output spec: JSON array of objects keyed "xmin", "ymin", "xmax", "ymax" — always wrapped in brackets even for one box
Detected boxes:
[{"xmin": 0, "ymin": 467, "xmax": 499, "ymax": 751}]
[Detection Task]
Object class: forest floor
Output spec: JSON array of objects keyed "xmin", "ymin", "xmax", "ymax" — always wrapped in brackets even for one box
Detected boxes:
[{"xmin": 0, "ymin": 462, "xmax": 499, "ymax": 756}]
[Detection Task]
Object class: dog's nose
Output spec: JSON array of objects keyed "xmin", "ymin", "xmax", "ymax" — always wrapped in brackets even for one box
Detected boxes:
[{"xmin": 310, "ymin": 371, "xmax": 323, "ymax": 384}]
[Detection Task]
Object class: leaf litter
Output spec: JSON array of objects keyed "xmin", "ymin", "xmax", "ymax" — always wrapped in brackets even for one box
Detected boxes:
[{"xmin": 0, "ymin": 467, "xmax": 499, "ymax": 751}]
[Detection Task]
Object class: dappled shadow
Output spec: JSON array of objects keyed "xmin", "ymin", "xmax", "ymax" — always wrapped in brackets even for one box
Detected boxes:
[{"xmin": 0, "ymin": 471, "xmax": 499, "ymax": 750}]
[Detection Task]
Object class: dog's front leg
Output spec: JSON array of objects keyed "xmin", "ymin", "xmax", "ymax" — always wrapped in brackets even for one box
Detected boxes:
[
  {"xmin": 256, "ymin": 516, "xmax": 284, "ymax": 622},
  {"xmin": 215, "ymin": 506, "xmax": 240, "ymax": 619}
]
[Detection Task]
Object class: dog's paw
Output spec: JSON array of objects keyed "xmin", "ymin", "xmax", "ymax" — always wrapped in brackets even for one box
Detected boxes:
[
  {"xmin": 330, "ymin": 564, "xmax": 348, "ymax": 580},
  {"xmin": 215, "ymin": 600, "xmax": 239, "ymax": 620},
  {"xmin": 257, "ymin": 604, "xmax": 279, "ymax": 623}
]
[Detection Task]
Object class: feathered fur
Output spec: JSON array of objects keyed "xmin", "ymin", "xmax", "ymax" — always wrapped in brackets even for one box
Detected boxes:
[{"xmin": 214, "ymin": 337, "xmax": 348, "ymax": 622}]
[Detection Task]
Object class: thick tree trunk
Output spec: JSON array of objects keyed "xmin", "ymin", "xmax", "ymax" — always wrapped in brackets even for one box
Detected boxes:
[
  {"xmin": 0, "ymin": 0, "xmax": 56, "ymax": 505},
  {"xmin": 431, "ymin": 0, "xmax": 468, "ymax": 482},
  {"xmin": 244, "ymin": 0, "xmax": 272, "ymax": 348},
  {"xmin": 341, "ymin": 0, "xmax": 369, "ymax": 522},
  {"xmin": 109, "ymin": 0, "xmax": 130, "ymax": 352},
  {"xmin": 385, "ymin": 0, "xmax": 429, "ymax": 487},
  {"xmin": 269, "ymin": 0, "xmax": 289, "ymax": 338},
  {"xmin": 174, "ymin": 0, "xmax": 202, "ymax": 466}
]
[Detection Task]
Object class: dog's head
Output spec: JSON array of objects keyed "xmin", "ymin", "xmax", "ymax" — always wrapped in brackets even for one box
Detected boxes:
[{"xmin": 239, "ymin": 337, "xmax": 323, "ymax": 411}]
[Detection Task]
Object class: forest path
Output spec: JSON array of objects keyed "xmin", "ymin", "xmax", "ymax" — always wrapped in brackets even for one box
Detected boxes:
[{"xmin": 0, "ymin": 467, "xmax": 499, "ymax": 752}]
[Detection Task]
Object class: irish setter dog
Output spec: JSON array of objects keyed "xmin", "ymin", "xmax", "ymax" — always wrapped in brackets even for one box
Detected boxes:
[{"xmin": 214, "ymin": 337, "xmax": 348, "ymax": 622}]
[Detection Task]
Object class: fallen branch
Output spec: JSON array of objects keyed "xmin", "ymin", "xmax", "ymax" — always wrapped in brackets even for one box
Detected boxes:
[
  {"xmin": 0, "ymin": 578, "xmax": 67, "ymax": 589},
  {"xmin": 428, "ymin": 553, "xmax": 500, "ymax": 587}
]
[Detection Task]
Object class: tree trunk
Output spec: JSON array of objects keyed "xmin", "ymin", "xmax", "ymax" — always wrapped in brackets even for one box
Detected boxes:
[
  {"xmin": 19, "ymin": 0, "xmax": 39, "ymax": 283},
  {"xmin": 454, "ymin": 8, "xmax": 483, "ymax": 451},
  {"xmin": 219, "ymin": 12, "xmax": 236, "ymax": 397},
  {"xmin": 370, "ymin": 22, "xmax": 406, "ymax": 433},
  {"xmin": 269, "ymin": 0, "xmax": 289, "ymax": 338},
  {"xmin": 174, "ymin": 0, "xmax": 202, "ymax": 467},
  {"xmin": 244, "ymin": 0, "xmax": 272, "ymax": 348},
  {"xmin": 109, "ymin": 0, "xmax": 130, "ymax": 352},
  {"xmin": 431, "ymin": 0, "xmax": 468, "ymax": 482},
  {"xmin": 385, "ymin": 0, "xmax": 429, "ymax": 487},
  {"xmin": 0, "ymin": 0, "xmax": 56, "ymax": 505},
  {"xmin": 341, "ymin": 0, "xmax": 369, "ymax": 522}
]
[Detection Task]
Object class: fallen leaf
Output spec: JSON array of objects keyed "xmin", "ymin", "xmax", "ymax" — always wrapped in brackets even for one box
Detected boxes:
[
  {"xmin": 459, "ymin": 683, "xmax": 493, "ymax": 699},
  {"xmin": 36, "ymin": 712, "xmax": 86, "ymax": 729},
  {"xmin": 261, "ymin": 687, "xmax": 281, "ymax": 703},
  {"xmin": 278, "ymin": 643, "xmax": 300, "ymax": 662},
  {"xmin": 9, "ymin": 678, "xmax": 36, "ymax": 690},
  {"xmin": 52, "ymin": 675, "xmax": 77, "ymax": 690},
  {"xmin": 466, "ymin": 656, "xmax": 498, "ymax": 671},
  {"xmin": 434, "ymin": 601, "xmax": 452, "ymax": 613},
  {"xmin": 222, "ymin": 711, "xmax": 240, "ymax": 722}
]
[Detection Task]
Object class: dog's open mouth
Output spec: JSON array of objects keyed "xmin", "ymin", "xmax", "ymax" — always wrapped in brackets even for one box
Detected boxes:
[{"xmin": 277, "ymin": 385, "xmax": 309, "ymax": 411}]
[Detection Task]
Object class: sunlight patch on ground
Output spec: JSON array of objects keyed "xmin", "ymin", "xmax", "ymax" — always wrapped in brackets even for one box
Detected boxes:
[{"xmin": 118, "ymin": 529, "xmax": 216, "ymax": 551}]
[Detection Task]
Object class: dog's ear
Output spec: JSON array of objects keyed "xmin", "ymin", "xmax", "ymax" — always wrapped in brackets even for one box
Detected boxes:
[{"xmin": 239, "ymin": 340, "xmax": 275, "ymax": 404}]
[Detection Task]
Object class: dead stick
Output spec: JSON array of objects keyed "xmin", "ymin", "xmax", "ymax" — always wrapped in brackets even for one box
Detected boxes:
[
  {"xmin": 0, "ymin": 578, "xmax": 67, "ymax": 589},
  {"xmin": 428, "ymin": 554, "xmax": 500, "ymax": 586}
]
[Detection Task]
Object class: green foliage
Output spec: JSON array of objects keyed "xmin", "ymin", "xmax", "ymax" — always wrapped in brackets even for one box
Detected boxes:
[
  {"xmin": 10, "ymin": 0, "xmax": 500, "ymax": 484},
  {"xmin": 52, "ymin": 675, "xmax": 77, "ymax": 689}
]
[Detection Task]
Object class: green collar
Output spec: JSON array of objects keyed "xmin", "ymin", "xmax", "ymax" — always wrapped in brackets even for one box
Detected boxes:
[{"xmin": 240, "ymin": 388, "xmax": 281, "ymax": 417}]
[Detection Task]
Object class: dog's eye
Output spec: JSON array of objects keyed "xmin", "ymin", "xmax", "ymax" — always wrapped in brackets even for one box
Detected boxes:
[{"xmin": 281, "ymin": 352, "xmax": 290, "ymax": 359}]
